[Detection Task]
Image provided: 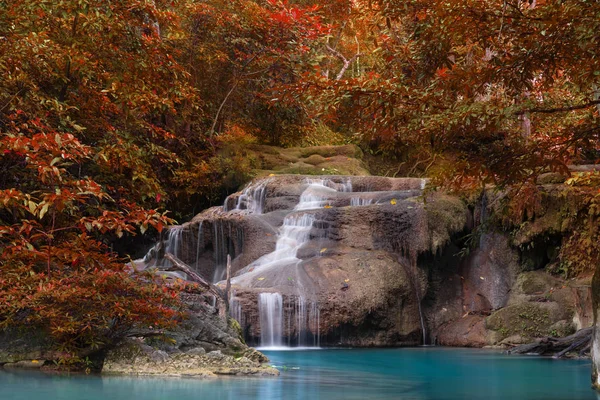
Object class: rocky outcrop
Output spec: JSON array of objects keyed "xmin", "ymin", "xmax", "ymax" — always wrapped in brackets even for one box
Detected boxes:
[
  {"xmin": 426, "ymin": 185, "xmax": 594, "ymax": 349},
  {"xmin": 0, "ymin": 330, "xmax": 61, "ymax": 369},
  {"xmin": 100, "ymin": 290, "xmax": 275, "ymax": 376},
  {"xmin": 0, "ymin": 290, "xmax": 275, "ymax": 376},
  {"xmin": 138, "ymin": 175, "xmax": 470, "ymax": 346},
  {"xmin": 103, "ymin": 340, "xmax": 278, "ymax": 377},
  {"xmin": 137, "ymin": 173, "xmax": 593, "ymax": 350}
]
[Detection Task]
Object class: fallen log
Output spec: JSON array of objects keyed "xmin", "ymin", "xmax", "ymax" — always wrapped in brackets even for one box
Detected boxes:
[
  {"xmin": 163, "ymin": 253, "xmax": 227, "ymax": 319},
  {"xmin": 508, "ymin": 327, "xmax": 593, "ymax": 358}
]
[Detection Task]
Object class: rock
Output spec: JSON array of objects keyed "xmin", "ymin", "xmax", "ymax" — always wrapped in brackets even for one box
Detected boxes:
[
  {"xmin": 3, "ymin": 360, "xmax": 45, "ymax": 369},
  {"xmin": 131, "ymin": 172, "xmax": 592, "ymax": 352},
  {"xmin": 0, "ymin": 330, "xmax": 64, "ymax": 366},
  {"xmin": 103, "ymin": 339, "xmax": 278, "ymax": 377},
  {"xmin": 186, "ymin": 347, "xmax": 206, "ymax": 356},
  {"xmin": 206, "ymin": 350, "xmax": 224, "ymax": 359},
  {"xmin": 436, "ymin": 315, "xmax": 489, "ymax": 347},
  {"xmin": 499, "ymin": 335, "xmax": 529, "ymax": 346}
]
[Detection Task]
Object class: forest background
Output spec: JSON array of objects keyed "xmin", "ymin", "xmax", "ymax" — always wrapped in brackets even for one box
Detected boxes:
[{"xmin": 0, "ymin": 0, "xmax": 599, "ymax": 365}]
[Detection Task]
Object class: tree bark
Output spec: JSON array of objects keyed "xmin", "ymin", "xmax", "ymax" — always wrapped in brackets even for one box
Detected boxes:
[
  {"xmin": 163, "ymin": 253, "xmax": 227, "ymax": 319},
  {"xmin": 508, "ymin": 327, "xmax": 592, "ymax": 358}
]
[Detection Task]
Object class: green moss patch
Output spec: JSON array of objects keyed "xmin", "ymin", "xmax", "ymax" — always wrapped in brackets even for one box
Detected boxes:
[{"xmin": 486, "ymin": 304, "xmax": 553, "ymax": 340}]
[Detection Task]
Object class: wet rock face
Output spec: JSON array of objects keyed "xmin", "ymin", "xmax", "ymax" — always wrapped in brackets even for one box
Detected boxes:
[
  {"xmin": 137, "ymin": 175, "xmax": 470, "ymax": 347},
  {"xmin": 135, "ymin": 174, "xmax": 594, "ymax": 350}
]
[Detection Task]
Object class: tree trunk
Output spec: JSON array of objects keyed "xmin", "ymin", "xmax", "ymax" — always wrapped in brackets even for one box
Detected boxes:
[
  {"xmin": 508, "ymin": 327, "xmax": 592, "ymax": 358},
  {"xmin": 163, "ymin": 253, "xmax": 227, "ymax": 319}
]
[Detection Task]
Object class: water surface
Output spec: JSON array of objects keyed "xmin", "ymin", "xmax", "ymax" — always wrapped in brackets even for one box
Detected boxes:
[{"xmin": 1, "ymin": 348, "xmax": 596, "ymax": 400}]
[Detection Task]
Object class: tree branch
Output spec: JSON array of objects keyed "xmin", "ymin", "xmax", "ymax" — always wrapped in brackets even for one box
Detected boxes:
[
  {"xmin": 326, "ymin": 45, "xmax": 362, "ymax": 80},
  {"xmin": 164, "ymin": 253, "xmax": 227, "ymax": 319}
]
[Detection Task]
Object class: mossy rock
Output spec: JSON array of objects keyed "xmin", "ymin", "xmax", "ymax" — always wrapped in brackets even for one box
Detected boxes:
[
  {"xmin": 536, "ymin": 172, "xmax": 567, "ymax": 185},
  {"xmin": 275, "ymin": 163, "xmax": 325, "ymax": 175},
  {"xmin": 516, "ymin": 271, "xmax": 558, "ymax": 295},
  {"xmin": 486, "ymin": 304, "xmax": 555, "ymax": 341},
  {"xmin": 228, "ymin": 317, "xmax": 244, "ymax": 341},
  {"xmin": 244, "ymin": 144, "xmax": 369, "ymax": 176},
  {"xmin": 298, "ymin": 144, "xmax": 363, "ymax": 159},
  {"xmin": 303, "ymin": 154, "xmax": 327, "ymax": 166},
  {"xmin": 424, "ymin": 194, "xmax": 469, "ymax": 252},
  {"xmin": 311, "ymin": 155, "xmax": 370, "ymax": 175}
]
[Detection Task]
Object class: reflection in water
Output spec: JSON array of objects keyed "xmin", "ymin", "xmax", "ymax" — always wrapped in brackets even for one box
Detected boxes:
[{"xmin": 1, "ymin": 348, "xmax": 595, "ymax": 400}]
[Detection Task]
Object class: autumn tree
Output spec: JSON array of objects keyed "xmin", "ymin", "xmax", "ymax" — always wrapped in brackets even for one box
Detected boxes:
[{"xmin": 0, "ymin": 0, "xmax": 197, "ymax": 363}]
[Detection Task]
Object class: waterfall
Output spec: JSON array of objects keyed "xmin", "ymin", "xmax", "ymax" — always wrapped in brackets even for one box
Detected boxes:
[
  {"xmin": 195, "ymin": 222, "xmax": 203, "ymax": 268},
  {"xmin": 212, "ymin": 220, "xmax": 243, "ymax": 282},
  {"xmin": 350, "ymin": 197, "xmax": 373, "ymax": 206},
  {"xmin": 213, "ymin": 221, "xmax": 226, "ymax": 282},
  {"xmin": 224, "ymin": 179, "xmax": 269, "ymax": 214},
  {"xmin": 258, "ymin": 293, "xmax": 283, "ymax": 348},
  {"xmin": 230, "ymin": 292, "xmax": 245, "ymax": 329},
  {"xmin": 296, "ymin": 178, "xmax": 352, "ymax": 210},
  {"xmin": 254, "ymin": 294, "xmax": 320, "ymax": 348},
  {"xmin": 144, "ymin": 226, "xmax": 183, "ymax": 267},
  {"xmin": 247, "ymin": 179, "xmax": 351, "ymax": 347},
  {"xmin": 288, "ymin": 296, "xmax": 320, "ymax": 347}
]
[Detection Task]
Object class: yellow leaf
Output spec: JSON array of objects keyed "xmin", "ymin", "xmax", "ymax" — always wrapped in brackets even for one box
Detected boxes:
[
  {"xmin": 269, "ymin": 173, "xmax": 276, "ymax": 177},
  {"xmin": 344, "ymin": 279, "xmax": 349, "ymax": 283},
  {"xmin": 39, "ymin": 203, "xmax": 49, "ymax": 220},
  {"xmin": 320, "ymin": 248, "xmax": 327, "ymax": 253},
  {"xmin": 390, "ymin": 199, "xmax": 397, "ymax": 205},
  {"xmin": 324, "ymin": 205, "xmax": 332, "ymax": 209},
  {"xmin": 257, "ymin": 277, "xmax": 265, "ymax": 281}
]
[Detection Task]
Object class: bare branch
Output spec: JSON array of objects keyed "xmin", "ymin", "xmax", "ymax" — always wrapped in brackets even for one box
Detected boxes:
[{"xmin": 326, "ymin": 45, "xmax": 363, "ymax": 80}]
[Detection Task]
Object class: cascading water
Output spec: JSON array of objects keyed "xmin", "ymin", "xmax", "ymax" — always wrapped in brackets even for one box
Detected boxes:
[
  {"xmin": 212, "ymin": 220, "xmax": 244, "ymax": 282},
  {"xmin": 295, "ymin": 178, "xmax": 352, "ymax": 210},
  {"xmin": 350, "ymin": 197, "xmax": 373, "ymax": 206},
  {"xmin": 195, "ymin": 222, "xmax": 203, "ymax": 268},
  {"xmin": 230, "ymin": 292, "xmax": 245, "ymax": 329},
  {"xmin": 137, "ymin": 175, "xmax": 435, "ymax": 348},
  {"xmin": 142, "ymin": 226, "xmax": 184, "ymax": 267},
  {"xmin": 235, "ymin": 178, "xmax": 352, "ymax": 347},
  {"xmin": 258, "ymin": 293, "xmax": 283, "ymax": 348},
  {"xmin": 224, "ymin": 179, "xmax": 270, "ymax": 214},
  {"xmin": 287, "ymin": 296, "xmax": 320, "ymax": 347}
]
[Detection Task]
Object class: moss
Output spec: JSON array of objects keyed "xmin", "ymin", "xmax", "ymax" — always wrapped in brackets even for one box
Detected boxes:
[
  {"xmin": 228, "ymin": 317, "xmax": 243, "ymax": 341},
  {"xmin": 312, "ymin": 156, "xmax": 370, "ymax": 176},
  {"xmin": 303, "ymin": 154, "xmax": 327, "ymax": 165},
  {"xmin": 275, "ymin": 165, "xmax": 326, "ymax": 175},
  {"xmin": 241, "ymin": 144, "xmax": 369, "ymax": 177},
  {"xmin": 536, "ymin": 173, "xmax": 567, "ymax": 185},
  {"xmin": 424, "ymin": 194, "xmax": 468, "ymax": 252},
  {"xmin": 298, "ymin": 144, "xmax": 362, "ymax": 159},
  {"xmin": 486, "ymin": 304, "xmax": 552, "ymax": 340},
  {"xmin": 516, "ymin": 271, "xmax": 556, "ymax": 295}
]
